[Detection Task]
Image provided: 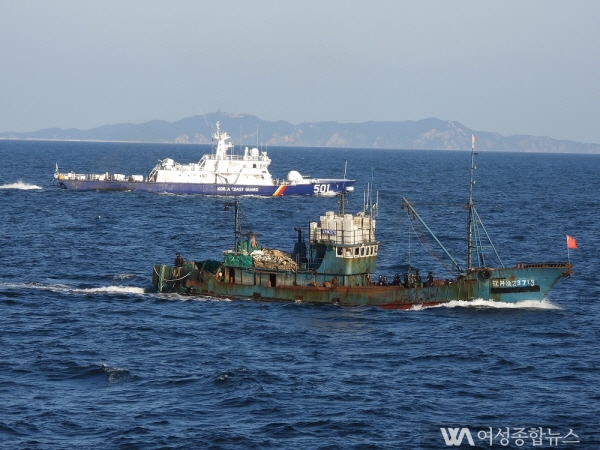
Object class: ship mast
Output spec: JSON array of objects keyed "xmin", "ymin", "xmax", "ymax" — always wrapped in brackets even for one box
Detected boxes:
[
  {"xmin": 224, "ymin": 200, "xmax": 241, "ymax": 252},
  {"xmin": 467, "ymin": 135, "xmax": 476, "ymax": 270},
  {"xmin": 466, "ymin": 136, "xmax": 505, "ymax": 270}
]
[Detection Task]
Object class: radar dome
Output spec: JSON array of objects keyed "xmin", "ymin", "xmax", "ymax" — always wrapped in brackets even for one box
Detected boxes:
[{"xmin": 287, "ymin": 170, "xmax": 303, "ymax": 182}]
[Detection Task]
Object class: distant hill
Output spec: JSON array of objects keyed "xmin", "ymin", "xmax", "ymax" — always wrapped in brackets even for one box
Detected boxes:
[{"xmin": 1, "ymin": 111, "xmax": 599, "ymax": 154}]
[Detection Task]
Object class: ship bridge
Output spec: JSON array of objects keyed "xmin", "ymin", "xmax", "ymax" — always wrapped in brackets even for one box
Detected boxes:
[{"xmin": 308, "ymin": 211, "xmax": 378, "ymax": 276}]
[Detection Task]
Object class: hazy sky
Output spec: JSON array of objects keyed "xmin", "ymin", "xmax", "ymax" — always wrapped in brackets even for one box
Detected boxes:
[{"xmin": 2, "ymin": 0, "xmax": 599, "ymax": 143}]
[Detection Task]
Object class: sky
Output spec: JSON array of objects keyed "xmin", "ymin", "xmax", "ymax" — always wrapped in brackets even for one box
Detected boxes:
[{"xmin": 1, "ymin": 0, "xmax": 600, "ymax": 143}]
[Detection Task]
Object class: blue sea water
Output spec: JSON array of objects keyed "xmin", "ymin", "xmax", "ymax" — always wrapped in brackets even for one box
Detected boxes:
[{"xmin": 1, "ymin": 140, "xmax": 599, "ymax": 449}]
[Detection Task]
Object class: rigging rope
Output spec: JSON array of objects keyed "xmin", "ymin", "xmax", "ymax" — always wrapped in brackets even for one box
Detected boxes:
[{"xmin": 404, "ymin": 205, "xmax": 458, "ymax": 276}]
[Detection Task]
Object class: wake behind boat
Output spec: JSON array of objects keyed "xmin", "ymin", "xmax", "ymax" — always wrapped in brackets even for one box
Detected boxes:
[
  {"xmin": 54, "ymin": 122, "xmax": 355, "ymax": 196},
  {"xmin": 152, "ymin": 137, "xmax": 572, "ymax": 308}
]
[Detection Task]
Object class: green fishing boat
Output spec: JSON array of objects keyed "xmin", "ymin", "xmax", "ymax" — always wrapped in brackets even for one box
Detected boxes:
[{"xmin": 152, "ymin": 138, "xmax": 571, "ymax": 308}]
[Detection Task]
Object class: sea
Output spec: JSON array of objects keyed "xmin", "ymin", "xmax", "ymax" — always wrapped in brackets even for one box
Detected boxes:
[{"xmin": 1, "ymin": 139, "xmax": 599, "ymax": 449}]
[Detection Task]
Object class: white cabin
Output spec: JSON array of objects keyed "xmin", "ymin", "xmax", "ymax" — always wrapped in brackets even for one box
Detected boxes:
[{"xmin": 148, "ymin": 121, "xmax": 276, "ymax": 186}]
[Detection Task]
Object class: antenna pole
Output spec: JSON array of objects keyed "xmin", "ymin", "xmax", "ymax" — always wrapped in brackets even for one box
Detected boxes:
[{"xmin": 338, "ymin": 190, "xmax": 346, "ymax": 216}]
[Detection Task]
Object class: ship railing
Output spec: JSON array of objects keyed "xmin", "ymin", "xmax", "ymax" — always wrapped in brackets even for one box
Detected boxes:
[
  {"xmin": 516, "ymin": 262, "xmax": 571, "ymax": 269},
  {"xmin": 309, "ymin": 228, "xmax": 376, "ymax": 245},
  {"xmin": 203, "ymin": 153, "xmax": 269, "ymax": 162}
]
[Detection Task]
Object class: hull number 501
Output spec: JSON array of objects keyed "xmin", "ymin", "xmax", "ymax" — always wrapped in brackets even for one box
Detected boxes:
[{"xmin": 314, "ymin": 184, "xmax": 331, "ymax": 194}]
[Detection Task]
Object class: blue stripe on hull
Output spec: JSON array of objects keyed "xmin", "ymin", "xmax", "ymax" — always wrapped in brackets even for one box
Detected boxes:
[{"xmin": 57, "ymin": 180, "xmax": 354, "ymax": 196}]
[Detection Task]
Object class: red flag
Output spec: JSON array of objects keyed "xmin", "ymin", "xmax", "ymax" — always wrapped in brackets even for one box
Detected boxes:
[{"xmin": 566, "ymin": 235, "xmax": 578, "ymax": 249}]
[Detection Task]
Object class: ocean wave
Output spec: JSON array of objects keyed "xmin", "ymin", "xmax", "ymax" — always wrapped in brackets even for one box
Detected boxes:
[
  {"xmin": 159, "ymin": 293, "xmax": 234, "ymax": 302},
  {"xmin": 111, "ymin": 273, "xmax": 135, "ymax": 280},
  {"xmin": 411, "ymin": 298, "xmax": 561, "ymax": 310},
  {"xmin": 0, "ymin": 180, "xmax": 43, "ymax": 190},
  {"xmin": 73, "ymin": 285, "xmax": 147, "ymax": 295},
  {"xmin": 55, "ymin": 362, "xmax": 137, "ymax": 384},
  {"xmin": 0, "ymin": 281, "xmax": 146, "ymax": 296}
]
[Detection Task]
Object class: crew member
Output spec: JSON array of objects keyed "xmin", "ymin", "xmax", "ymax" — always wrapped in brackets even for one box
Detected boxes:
[
  {"xmin": 249, "ymin": 234, "xmax": 262, "ymax": 252},
  {"xmin": 414, "ymin": 270, "xmax": 422, "ymax": 288},
  {"xmin": 426, "ymin": 271, "xmax": 434, "ymax": 286},
  {"xmin": 174, "ymin": 253, "xmax": 184, "ymax": 267}
]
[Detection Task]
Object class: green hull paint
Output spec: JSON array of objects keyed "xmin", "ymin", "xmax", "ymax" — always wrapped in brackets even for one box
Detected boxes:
[{"xmin": 152, "ymin": 261, "xmax": 571, "ymax": 309}]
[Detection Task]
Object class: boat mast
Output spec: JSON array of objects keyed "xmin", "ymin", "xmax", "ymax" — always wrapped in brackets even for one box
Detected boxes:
[
  {"xmin": 467, "ymin": 135, "xmax": 476, "ymax": 270},
  {"xmin": 466, "ymin": 136, "xmax": 505, "ymax": 270},
  {"xmin": 224, "ymin": 200, "xmax": 241, "ymax": 251}
]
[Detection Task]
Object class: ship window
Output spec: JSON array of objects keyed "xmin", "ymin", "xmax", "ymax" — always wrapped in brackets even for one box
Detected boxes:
[
  {"xmin": 337, "ymin": 247, "xmax": 343, "ymax": 256},
  {"xmin": 360, "ymin": 247, "xmax": 364, "ymax": 256},
  {"xmin": 373, "ymin": 246, "xmax": 378, "ymax": 255},
  {"xmin": 354, "ymin": 248, "xmax": 359, "ymax": 256}
]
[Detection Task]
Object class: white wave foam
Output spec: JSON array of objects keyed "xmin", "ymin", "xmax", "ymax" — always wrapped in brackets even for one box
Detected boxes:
[
  {"xmin": 112, "ymin": 273, "xmax": 135, "ymax": 280},
  {"xmin": 73, "ymin": 285, "xmax": 146, "ymax": 295},
  {"xmin": 0, "ymin": 180, "xmax": 43, "ymax": 190},
  {"xmin": 411, "ymin": 298, "xmax": 561, "ymax": 310},
  {"xmin": 0, "ymin": 281, "xmax": 145, "ymax": 296},
  {"xmin": 161, "ymin": 293, "xmax": 233, "ymax": 302}
]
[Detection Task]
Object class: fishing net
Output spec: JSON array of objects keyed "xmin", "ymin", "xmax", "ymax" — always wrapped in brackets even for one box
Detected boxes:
[{"xmin": 251, "ymin": 249, "xmax": 298, "ymax": 271}]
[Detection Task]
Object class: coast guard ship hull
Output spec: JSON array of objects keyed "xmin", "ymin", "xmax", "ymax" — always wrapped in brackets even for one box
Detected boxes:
[
  {"xmin": 54, "ymin": 121, "xmax": 354, "ymax": 196},
  {"xmin": 55, "ymin": 178, "xmax": 352, "ymax": 196}
]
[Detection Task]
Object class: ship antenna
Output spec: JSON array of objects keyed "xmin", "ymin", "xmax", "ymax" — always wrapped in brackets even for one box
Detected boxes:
[
  {"xmin": 337, "ymin": 161, "xmax": 352, "ymax": 216},
  {"xmin": 199, "ymin": 109, "xmax": 214, "ymax": 133},
  {"xmin": 223, "ymin": 200, "xmax": 240, "ymax": 251},
  {"xmin": 368, "ymin": 167, "xmax": 378, "ymax": 218},
  {"xmin": 338, "ymin": 189, "xmax": 346, "ymax": 216},
  {"xmin": 218, "ymin": 173, "xmax": 243, "ymax": 251},
  {"xmin": 199, "ymin": 110, "xmax": 215, "ymax": 156},
  {"xmin": 369, "ymin": 167, "xmax": 373, "ymax": 212}
]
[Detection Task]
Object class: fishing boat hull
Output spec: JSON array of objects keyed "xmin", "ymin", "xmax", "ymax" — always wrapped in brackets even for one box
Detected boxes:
[
  {"xmin": 152, "ymin": 262, "xmax": 571, "ymax": 309},
  {"xmin": 55, "ymin": 179, "xmax": 354, "ymax": 196}
]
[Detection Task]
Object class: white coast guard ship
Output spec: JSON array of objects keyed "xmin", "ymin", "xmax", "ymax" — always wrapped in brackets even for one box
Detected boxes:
[{"xmin": 54, "ymin": 122, "xmax": 355, "ymax": 196}]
